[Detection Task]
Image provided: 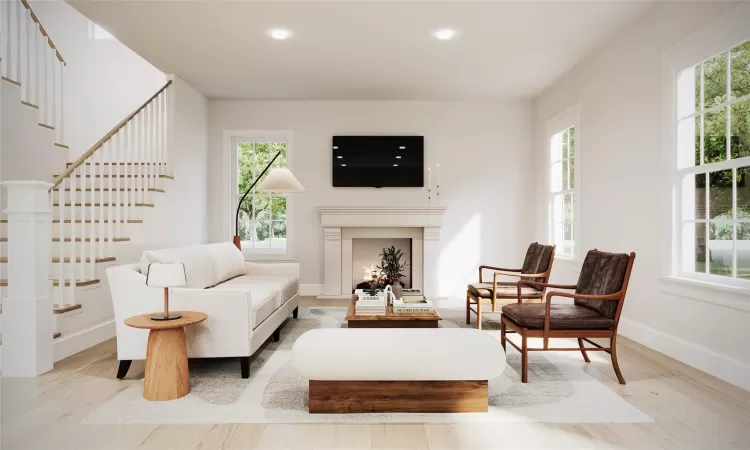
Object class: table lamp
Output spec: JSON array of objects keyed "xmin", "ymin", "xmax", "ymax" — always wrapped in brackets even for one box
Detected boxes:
[{"xmin": 146, "ymin": 262, "xmax": 187, "ymax": 321}]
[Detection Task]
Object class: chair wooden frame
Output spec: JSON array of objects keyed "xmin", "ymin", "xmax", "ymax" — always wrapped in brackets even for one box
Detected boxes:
[
  {"xmin": 466, "ymin": 246, "xmax": 555, "ymax": 330},
  {"xmin": 500, "ymin": 252, "xmax": 635, "ymax": 384}
]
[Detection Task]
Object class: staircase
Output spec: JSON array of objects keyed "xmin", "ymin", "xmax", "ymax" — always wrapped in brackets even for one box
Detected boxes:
[{"xmin": 1, "ymin": 0, "xmax": 174, "ymax": 346}]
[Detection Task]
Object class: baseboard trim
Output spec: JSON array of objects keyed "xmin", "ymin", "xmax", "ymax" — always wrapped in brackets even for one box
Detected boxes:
[
  {"xmin": 53, "ymin": 319, "xmax": 115, "ymax": 362},
  {"xmin": 300, "ymin": 284, "xmax": 323, "ymax": 296},
  {"xmin": 618, "ymin": 317, "xmax": 750, "ymax": 391}
]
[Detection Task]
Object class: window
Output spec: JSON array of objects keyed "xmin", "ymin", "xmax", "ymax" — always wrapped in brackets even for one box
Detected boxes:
[
  {"xmin": 675, "ymin": 39, "xmax": 750, "ymax": 284},
  {"xmin": 235, "ymin": 139, "xmax": 288, "ymax": 254},
  {"xmin": 548, "ymin": 106, "xmax": 581, "ymax": 259}
]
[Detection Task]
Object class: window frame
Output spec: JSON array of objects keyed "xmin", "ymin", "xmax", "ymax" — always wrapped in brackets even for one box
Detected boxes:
[
  {"xmin": 546, "ymin": 104, "xmax": 582, "ymax": 261},
  {"xmin": 664, "ymin": 4, "xmax": 750, "ymax": 290},
  {"xmin": 225, "ymin": 130, "xmax": 295, "ymax": 261}
]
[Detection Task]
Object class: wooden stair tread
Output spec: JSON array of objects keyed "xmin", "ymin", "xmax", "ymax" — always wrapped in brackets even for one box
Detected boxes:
[
  {"xmin": 53, "ymin": 280, "xmax": 99, "ymax": 288},
  {"xmin": 54, "ymin": 188, "xmax": 162, "ymax": 192},
  {"xmin": 1, "ymin": 76, "xmax": 21, "ymax": 86},
  {"xmin": 53, "ymin": 203, "xmax": 154, "ymax": 207},
  {"xmin": 0, "ymin": 332, "xmax": 62, "ymax": 344},
  {"xmin": 53, "ymin": 219, "xmax": 143, "ymax": 223},
  {"xmin": 54, "ymin": 143, "xmax": 69, "ymax": 149},
  {"xmin": 1, "ymin": 257, "xmax": 116, "ymax": 264},
  {"xmin": 1, "ymin": 280, "xmax": 99, "ymax": 289},
  {"xmin": 66, "ymin": 162, "xmax": 165, "ymax": 166},
  {"xmin": 52, "ymin": 237, "xmax": 130, "ymax": 242}
]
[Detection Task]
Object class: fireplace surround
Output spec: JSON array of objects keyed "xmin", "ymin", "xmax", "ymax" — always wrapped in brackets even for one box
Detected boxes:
[{"xmin": 317, "ymin": 206, "xmax": 446, "ymax": 298}]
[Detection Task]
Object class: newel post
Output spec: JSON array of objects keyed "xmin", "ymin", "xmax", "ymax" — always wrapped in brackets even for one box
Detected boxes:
[{"xmin": 2, "ymin": 181, "xmax": 55, "ymax": 377}]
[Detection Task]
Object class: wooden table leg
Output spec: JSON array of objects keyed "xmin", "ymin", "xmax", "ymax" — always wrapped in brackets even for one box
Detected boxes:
[{"xmin": 143, "ymin": 327, "xmax": 190, "ymax": 401}]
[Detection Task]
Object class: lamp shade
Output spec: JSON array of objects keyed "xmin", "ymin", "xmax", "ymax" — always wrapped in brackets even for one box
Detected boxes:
[
  {"xmin": 256, "ymin": 167, "xmax": 305, "ymax": 193},
  {"xmin": 146, "ymin": 262, "xmax": 187, "ymax": 288}
]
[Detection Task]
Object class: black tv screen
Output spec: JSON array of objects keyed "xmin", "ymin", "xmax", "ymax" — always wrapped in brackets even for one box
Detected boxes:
[{"xmin": 332, "ymin": 136, "xmax": 424, "ymax": 187}]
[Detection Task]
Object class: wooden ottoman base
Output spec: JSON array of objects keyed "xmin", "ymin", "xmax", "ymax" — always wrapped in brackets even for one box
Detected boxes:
[{"xmin": 308, "ymin": 380, "xmax": 488, "ymax": 413}]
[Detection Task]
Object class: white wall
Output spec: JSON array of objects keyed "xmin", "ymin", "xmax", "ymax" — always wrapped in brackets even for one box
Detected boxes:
[
  {"xmin": 30, "ymin": 0, "xmax": 165, "ymax": 158},
  {"xmin": 132, "ymin": 76, "xmax": 209, "ymax": 253},
  {"xmin": 532, "ymin": 1, "xmax": 750, "ymax": 390},
  {"xmin": 207, "ymin": 100, "xmax": 534, "ymax": 299}
]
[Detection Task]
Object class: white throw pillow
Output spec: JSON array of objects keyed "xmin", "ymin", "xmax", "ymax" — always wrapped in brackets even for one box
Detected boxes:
[
  {"xmin": 140, "ymin": 245, "xmax": 218, "ymax": 289},
  {"xmin": 204, "ymin": 242, "xmax": 246, "ymax": 284}
]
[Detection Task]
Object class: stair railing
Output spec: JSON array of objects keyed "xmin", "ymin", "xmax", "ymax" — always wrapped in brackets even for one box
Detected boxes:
[
  {"xmin": 49, "ymin": 80, "xmax": 172, "ymax": 307},
  {"xmin": 1, "ymin": 0, "xmax": 67, "ymax": 146}
]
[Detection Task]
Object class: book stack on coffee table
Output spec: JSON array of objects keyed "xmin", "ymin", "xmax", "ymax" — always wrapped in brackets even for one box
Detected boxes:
[{"xmin": 355, "ymin": 293, "xmax": 386, "ymax": 316}]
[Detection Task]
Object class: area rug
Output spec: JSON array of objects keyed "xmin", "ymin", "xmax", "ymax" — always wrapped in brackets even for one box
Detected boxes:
[{"xmin": 83, "ymin": 307, "xmax": 652, "ymax": 424}]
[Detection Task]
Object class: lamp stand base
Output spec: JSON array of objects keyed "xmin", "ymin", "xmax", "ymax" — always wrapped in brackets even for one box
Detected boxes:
[{"xmin": 150, "ymin": 314, "xmax": 182, "ymax": 321}]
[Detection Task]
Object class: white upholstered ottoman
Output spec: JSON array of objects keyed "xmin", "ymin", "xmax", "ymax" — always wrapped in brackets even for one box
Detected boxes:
[{"xmin": 292, "ymin": 328, "xmax": 506, "ymax": 413}]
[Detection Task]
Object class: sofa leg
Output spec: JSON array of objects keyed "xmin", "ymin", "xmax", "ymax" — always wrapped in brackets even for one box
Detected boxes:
[
  {"xmin": 116, "ymin": 360, "xmax": 132, "ymax": 379},
  {"xmin": 293, "ymin": 306, "xmax": 299, "ymax": 319},
  {"xmin": 272, "ymin": 327, "xmax": 281, "ymax": 342},
  {"xmin": 241, "ymin": 357, "xmax": 250, "ymax": 379}
]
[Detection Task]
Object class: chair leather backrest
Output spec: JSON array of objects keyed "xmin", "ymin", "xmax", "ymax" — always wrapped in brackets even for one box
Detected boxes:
[
  {"xmin": 521, "ymin": 242, "xmax": 555, "ymax": 290},
  {"xmin": 575, "ymin": 250, "xmax": 631, "ymax": 319}
]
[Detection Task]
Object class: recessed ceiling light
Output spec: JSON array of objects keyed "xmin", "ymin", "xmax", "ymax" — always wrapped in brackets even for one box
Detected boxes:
[
  {"xmin": 333, "ymin": 146, "xmax": 338, "ymax": 149},
  {"xmin": 399, "ymin": 146, "xmax": 406, "ymax": 149},
  {"xmin": 396, "ymin": 156, "xmax": 402, "ymax": 159},
  {"xmin": 393, "ymin": 164, "xmax": 399, "ymax": 167},
  {"xmin": 434, "ymin": 29, "xmax": 456, "ymax": 41},
  {"xmin": 337, "ymin": 155, "xmax": 343, "ymax": 159},
  {"xmin": 341, "ymin": 164, "xmax": 347, "ymax": 167},
  {"xmin": 269, "ymin": 28, "xmax": 291, "ymax": 40}
]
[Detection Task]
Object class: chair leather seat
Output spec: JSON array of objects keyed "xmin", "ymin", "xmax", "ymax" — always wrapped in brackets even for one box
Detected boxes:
[
  {"xmin": 467, "ymin": 282, "xmax": 543, "ymax": 299},
  {"xmin": 501, "ymin": 303, "xmax": 614, "ymax": 330}
]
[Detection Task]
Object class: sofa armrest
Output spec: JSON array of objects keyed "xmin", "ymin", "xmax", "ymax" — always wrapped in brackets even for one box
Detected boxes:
[{"xmin": 244, "ymin": 262, "xmax": 300, "ymax": 279}]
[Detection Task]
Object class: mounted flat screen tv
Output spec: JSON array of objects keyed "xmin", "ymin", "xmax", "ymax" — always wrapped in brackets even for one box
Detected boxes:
[{"xmin": 332, "ymin": 136, "xmax": 424, "ymax": 187}]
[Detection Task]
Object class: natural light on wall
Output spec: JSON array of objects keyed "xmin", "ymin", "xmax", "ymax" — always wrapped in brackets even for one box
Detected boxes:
[
  {"xmin": 89, "ymin": 22, "xmax": 114, "ymax": 40},
  {"xmin": 675, "ymin": 40, "xmax": 750, "ymax": 284}
]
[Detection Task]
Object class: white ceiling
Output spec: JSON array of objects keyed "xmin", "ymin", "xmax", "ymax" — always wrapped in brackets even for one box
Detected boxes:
[{"xmin": 69, "ymin": 0, "xmax": 653, "ymax": 100}]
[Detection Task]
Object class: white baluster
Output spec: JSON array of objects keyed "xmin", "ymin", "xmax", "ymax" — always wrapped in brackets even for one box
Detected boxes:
[
  {"xmin": 51, "ymin": 45, "xmax": 57, "ymax": 130},
  {"xmin": 164, "ymin": 88, "xmax": 170, "ymax": 175},
  {"xmin": 70, "ymin": 167, "xmax": 77, "ymax": 301},
  {"xmin": 124, "ymin": 123, "xmax": 131, "ymax": 228},
  {"xmin": 98, "ymin": 145, "xmax": 105, "ymax": 262},
  {"xmin": 5, "ymin": 0, "xmax": 13, "ymax": 79},
  {"xmin": 26, "ymin": 12, "xmax": 34, "ymax": 104},
  {"xmin": 80, "ymin": 159, "xmax": 87, "ymax": 281},
  {"xmin": 36, "ymin": 22, "xmax": 42, "ymax": 117},
  {"xmin": 138, "ymin": 112, "xmax": 145, "ymax": 204},
  {"xmin": 145, "ymin": 102, "xmax": 152, "ymax": 192},
  {"xmin": 15, "ymin": 0, "xmax": 21, "ymax": 82},
  {"xmin": 20, "ymin": 5, "xmax": 27, "ymax": 101},
  {"xmin": 106, "ymin": 141, "xmax": 112, "ymax": 256},
  {"xmin": 58, "ymin": 176, "xmax": 65, "ymax": 306},
  {"xmin": 41, "ymin": 31, "xmax": 47, "ymax": 124},
  {"xmin": 59, "ymin": 60, "xmax": 64, "ymax": 144}
]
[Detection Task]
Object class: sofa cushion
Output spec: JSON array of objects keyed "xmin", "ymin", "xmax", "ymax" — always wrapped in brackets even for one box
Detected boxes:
[
  {"xmin": 211, "ymin": 282, "xmax": 278, "ymax": 328},
  {"xmin": 219, "ymin": 274, "xmax": 298, "ymax": 308},
  {"xmin": 204, "ymin": 242, "xmax": 246, "ymax": 284},
  {"xmin": 501, "ymin": 303, "xmax": 614, "ymax": 330},
  {"xmin": 140, "ymin": 245, "xmax": 217, "ymax": 289}
]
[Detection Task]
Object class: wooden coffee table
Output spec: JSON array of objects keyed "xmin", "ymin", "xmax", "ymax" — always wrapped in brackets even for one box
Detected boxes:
[
  {"xmin": 345, "ymin": 295, "xmax": 440, "ymax": 328},
  {"xmin": 124, "ymin": 311, "xmax": 207, "ymax": 401}
]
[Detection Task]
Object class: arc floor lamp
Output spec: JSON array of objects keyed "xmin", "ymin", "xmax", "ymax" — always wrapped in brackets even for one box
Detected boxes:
[{"xmin": 233, "ymin": 151, "xmax": 305, "ymax": 250}]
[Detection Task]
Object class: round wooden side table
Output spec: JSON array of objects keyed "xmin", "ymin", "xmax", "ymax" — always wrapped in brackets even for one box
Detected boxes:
[{"xmin": 125, "ymin": 311, "xmax": 207, "ymax": 401}]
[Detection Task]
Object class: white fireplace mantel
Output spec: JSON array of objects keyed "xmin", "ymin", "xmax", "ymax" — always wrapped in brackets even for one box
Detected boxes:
[
  {"xmin": 317, "ymin": 206, "xmax": 446, "ymax": 298},
  {"xmin": 317, "ymin": 206, "xmax": 446, "ymax": 228}
]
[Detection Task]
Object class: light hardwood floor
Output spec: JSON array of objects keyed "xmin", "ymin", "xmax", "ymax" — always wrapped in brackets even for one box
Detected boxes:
[{"xmin": 2, "ymin": 297, "xmax": 749, "ymax": 449}]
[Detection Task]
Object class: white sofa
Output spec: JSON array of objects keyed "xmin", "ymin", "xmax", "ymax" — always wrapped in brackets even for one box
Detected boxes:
[{"xmin": 106, "ymin": 242, "xmax": 300, "ymax": 378}]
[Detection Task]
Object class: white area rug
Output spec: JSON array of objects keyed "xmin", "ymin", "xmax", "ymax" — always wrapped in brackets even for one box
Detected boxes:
[{"xmin": 83, "ymin": 307, "xmax": 652, "ymax": 425}]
